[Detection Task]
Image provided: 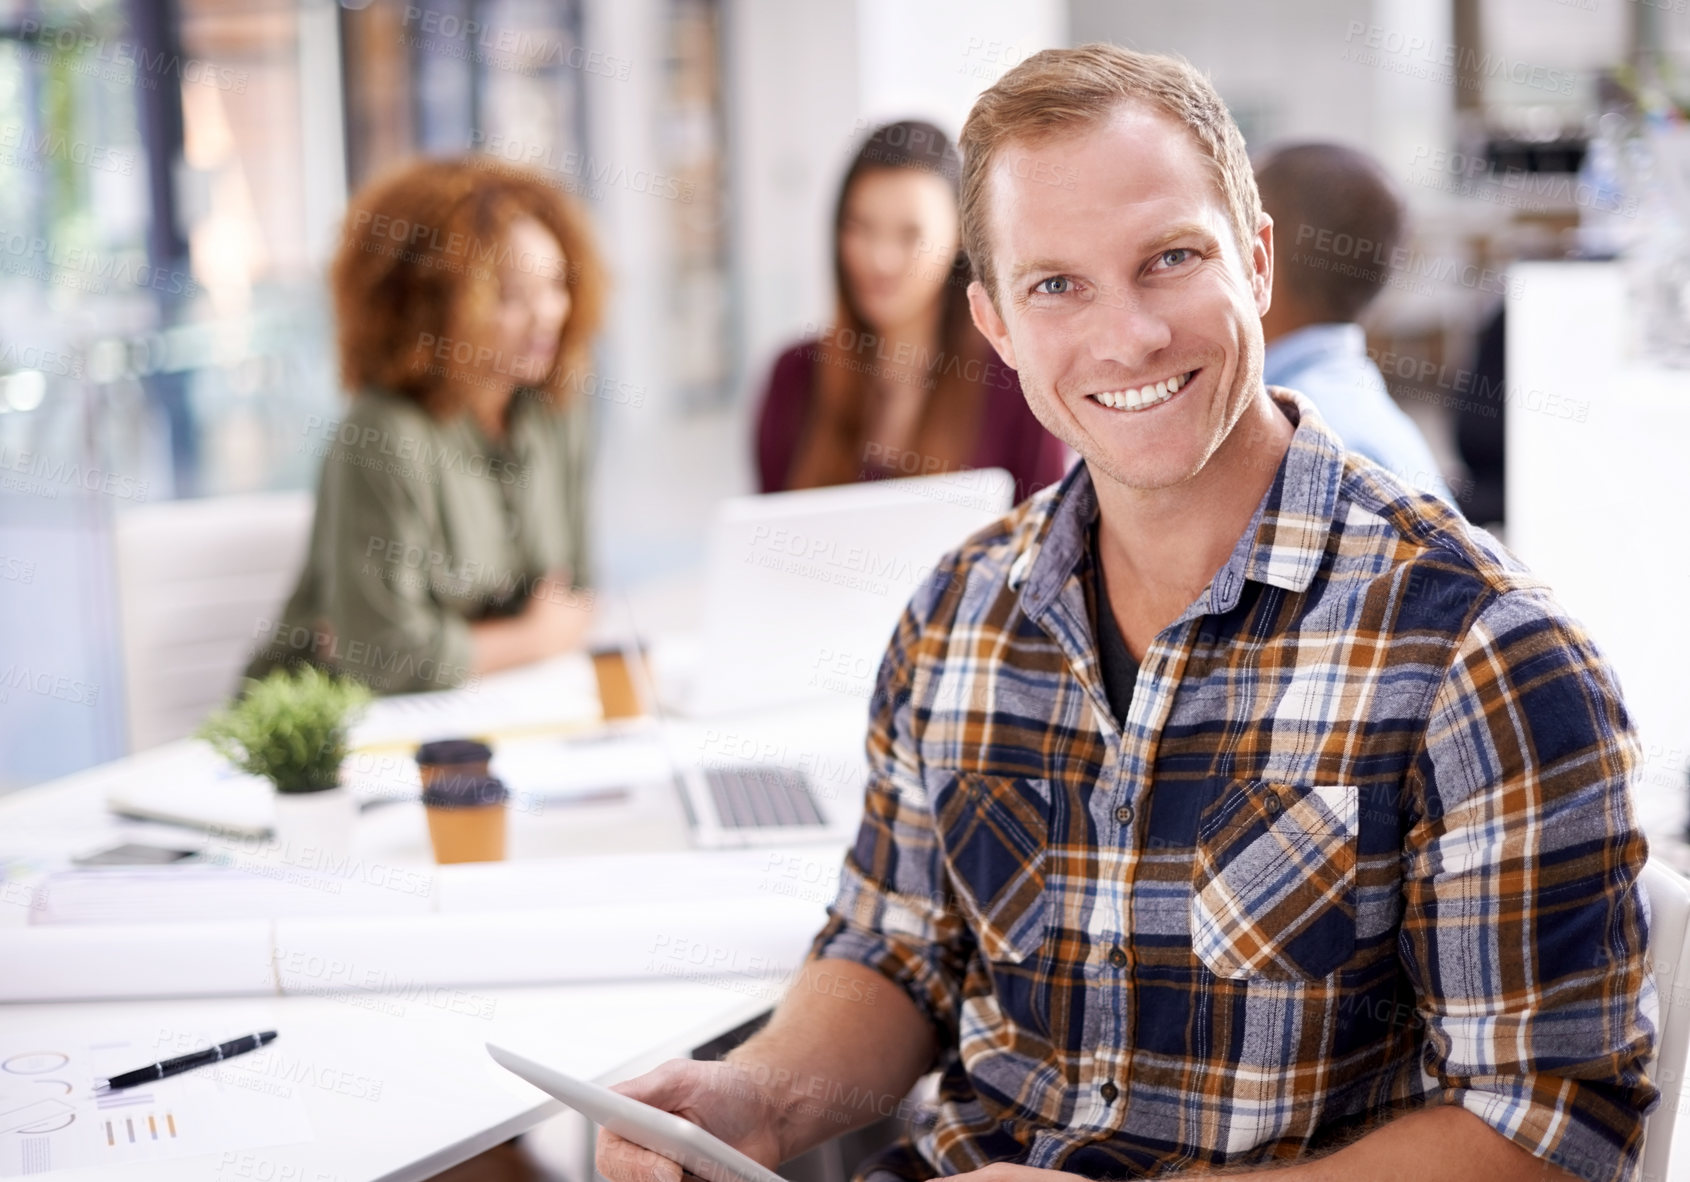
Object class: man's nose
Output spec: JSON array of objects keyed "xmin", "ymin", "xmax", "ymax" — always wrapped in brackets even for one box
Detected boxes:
[{"xmin": 1085, "ymin": 284, "xmax": 1172, "ymax": 367}]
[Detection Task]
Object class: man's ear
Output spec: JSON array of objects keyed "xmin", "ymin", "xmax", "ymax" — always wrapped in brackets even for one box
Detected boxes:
[
  {"xmin": 1252, "ymin": 211, "xmax": 1274, "ymax": 317},
  {"xmin": 967, "ymin": 280, "xmax": 1018, "ymax": 370}
]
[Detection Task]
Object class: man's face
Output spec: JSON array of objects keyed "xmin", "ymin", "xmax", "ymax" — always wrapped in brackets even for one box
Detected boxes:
[{"xmin": 968, "ymin": 105, "xmax": 1274, "ymax": 494}]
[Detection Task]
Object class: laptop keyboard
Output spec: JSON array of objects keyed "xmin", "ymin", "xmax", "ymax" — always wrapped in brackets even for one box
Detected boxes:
[{"xmin": 704, "ymin": 766, "xmax": 826, "ymax": 829}]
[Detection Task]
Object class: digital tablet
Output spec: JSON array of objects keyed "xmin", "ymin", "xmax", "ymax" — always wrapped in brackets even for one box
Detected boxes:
[{"xmin": 485, "ymin": 1043, "xmax": 786, "ymax": 1182}]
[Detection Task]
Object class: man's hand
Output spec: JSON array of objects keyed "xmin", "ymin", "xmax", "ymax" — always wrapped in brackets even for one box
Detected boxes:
[
  {"xmin": 594, "ymin": 1059, "xmax": 787, "ymax": 1182},
  {"xmin": 948, "ymin": 1167, "xmax": 1083, "ymax": 1182},
  {"xmin": 595, "ymin": 960, "xmax": 936, "ymax": 1180}
]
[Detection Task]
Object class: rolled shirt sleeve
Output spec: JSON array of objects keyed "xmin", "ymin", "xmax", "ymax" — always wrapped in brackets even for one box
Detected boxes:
[
  {"xmin": 810, "ymin": 566, "xmax": 976, "ymax": 1050},
  {"xmin": 1404, "ymin": 587, "xmax": 1659, "ymax": 1182}
]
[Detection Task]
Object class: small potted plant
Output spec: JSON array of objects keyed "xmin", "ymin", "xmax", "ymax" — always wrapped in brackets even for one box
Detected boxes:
[{"xmin": 198, "ymin": 665, "xmax": 373, "ymax": 857}]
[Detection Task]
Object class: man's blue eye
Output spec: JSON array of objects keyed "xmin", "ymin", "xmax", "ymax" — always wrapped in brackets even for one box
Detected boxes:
[
  {"xmin": 1035, "ymin": 276, "xmax": 1071, "ymax": 295},
  {"xmin": 1160, "ymin": 249, "xmax": 1191, "ymax": 267}
]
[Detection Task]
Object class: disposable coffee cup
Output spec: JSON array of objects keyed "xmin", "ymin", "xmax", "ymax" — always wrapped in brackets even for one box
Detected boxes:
[
  {"xmin": 422, "ymin": 773, "xmax": 509, "ymax": 864},
  {"xmin": 590, "ymin": 644, "xmax": 648, "ymax": 721},
  {"xmin": 415, "ymin": 739, "xmax": 493, "ymax": 791}
]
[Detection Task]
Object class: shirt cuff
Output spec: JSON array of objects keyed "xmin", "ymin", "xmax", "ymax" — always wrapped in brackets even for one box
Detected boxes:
[
  {"xmin": 810, "ymin": 916, "xmax": 962, "ymax": 1050},
  {"xmin": 1443, "ymin": 1078, "xmax": 1648, "ymax": 1182}
]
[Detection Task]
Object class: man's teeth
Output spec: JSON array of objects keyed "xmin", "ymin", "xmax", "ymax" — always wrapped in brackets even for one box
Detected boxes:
[{"xmin": 1091, "ymin": 370, "xmax": 1192, "ymax": 410}]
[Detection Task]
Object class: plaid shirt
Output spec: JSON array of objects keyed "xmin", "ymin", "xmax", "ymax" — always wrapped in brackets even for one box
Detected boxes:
[{"xmin": 812, "ymin": 390, "xmax": 1657, "ymax": 1181}]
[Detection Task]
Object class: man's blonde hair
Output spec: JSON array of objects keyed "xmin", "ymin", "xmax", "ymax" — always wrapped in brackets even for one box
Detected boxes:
[{"xmin": 959, "ymin": 43, "xmax": 1261, "ymax": 302}]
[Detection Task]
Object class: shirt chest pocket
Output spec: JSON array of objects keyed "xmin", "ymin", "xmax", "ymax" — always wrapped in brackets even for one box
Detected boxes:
[
  {"xmin": 1190, "ymin": 781, "xmax": 1358, "ymax": 980},
  {"xmin": 928, "ymin": 770, "xmax": 1050, "ymax": 964}
]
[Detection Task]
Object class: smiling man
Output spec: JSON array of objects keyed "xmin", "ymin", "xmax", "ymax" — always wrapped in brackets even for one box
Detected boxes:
[{"xmin": 596, "ymin": 45, "xmax": 1657, "ymax": 1182}]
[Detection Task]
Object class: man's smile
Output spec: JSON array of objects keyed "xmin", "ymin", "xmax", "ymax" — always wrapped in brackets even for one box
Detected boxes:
[{"xmin": 1084, "ymin": 368, "xmax": 1198, "ymax": 412}]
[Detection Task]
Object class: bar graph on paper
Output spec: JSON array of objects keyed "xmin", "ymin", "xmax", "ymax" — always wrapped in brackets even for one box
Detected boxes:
[
  {"xmin": 91, "ymin": 1073, "xmax": 177, "ymax": 1152},
  {"xmin": 0, "ymin": 1036, "xmax": 312, "ymax": 1175}
]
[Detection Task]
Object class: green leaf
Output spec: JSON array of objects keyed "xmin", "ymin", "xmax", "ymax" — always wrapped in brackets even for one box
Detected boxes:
[{"xmin": 196, "ymin": 666, "xmax": 373, "ymax": 793}]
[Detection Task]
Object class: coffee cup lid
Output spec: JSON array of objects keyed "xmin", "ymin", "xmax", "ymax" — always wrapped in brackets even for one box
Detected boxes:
[
  {"xmin": 416, "ymin": 738, "xmax": 493, "ymax": 766},
  {"xmin": 422, "ymin": 773, "xmax": 508, "ymax": 809}
]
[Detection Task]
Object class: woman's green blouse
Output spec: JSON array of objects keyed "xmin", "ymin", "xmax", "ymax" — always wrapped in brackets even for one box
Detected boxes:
[{"xmin": 246, "ymin": 388, "xmax": 592, "ymax": 694}]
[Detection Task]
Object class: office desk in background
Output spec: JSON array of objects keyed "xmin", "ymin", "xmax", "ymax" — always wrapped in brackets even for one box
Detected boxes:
[{"xmin": 0, "ymin": 610, "xmax": 870, "ymax": 1181}]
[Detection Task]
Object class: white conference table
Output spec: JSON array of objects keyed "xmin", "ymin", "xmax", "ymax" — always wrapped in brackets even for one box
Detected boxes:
[
  {"xmin": 0, "ymin": 616, "xmax": 873, "ymax": 1181},
  {"xmin": 0, "ymin": 981, "xmax": 774, "ymax": 1182}
]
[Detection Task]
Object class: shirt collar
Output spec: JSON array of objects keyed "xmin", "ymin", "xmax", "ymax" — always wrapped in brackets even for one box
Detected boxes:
[
  {"xmin": 1261, "ymin": 322, "xmax": 1366, "ymax": 387},
  {"xmin": 1012, "ymin": 389, "xmax": 1344, "ymax": 620}
]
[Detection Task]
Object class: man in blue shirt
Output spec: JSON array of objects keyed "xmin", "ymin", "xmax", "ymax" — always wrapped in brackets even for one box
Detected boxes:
[{"xmin": 1256, "ymin": 143, "xmax": 1454, "ymax": 502}]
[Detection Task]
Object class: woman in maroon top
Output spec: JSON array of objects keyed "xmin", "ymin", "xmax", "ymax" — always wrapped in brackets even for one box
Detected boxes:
[{"xmin": 755, "ymin": 120, "xmax": 1067, "ymax": 501}]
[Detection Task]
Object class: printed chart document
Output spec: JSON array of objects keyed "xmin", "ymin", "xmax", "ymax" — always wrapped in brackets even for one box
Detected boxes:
[{"xmin": 0, "ymin": 1024, "xmax": 312, "ymax": 1176}]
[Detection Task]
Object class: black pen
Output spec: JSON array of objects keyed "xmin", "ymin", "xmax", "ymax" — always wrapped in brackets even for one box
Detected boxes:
[{"xmin": 96, "ymin": 1031, "xmax": 278, "ymax": 1091}]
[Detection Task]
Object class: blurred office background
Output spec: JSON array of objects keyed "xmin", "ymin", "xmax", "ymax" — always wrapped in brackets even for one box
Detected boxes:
[{"xmin": 1, "ymin": 0, "xmax": 1688, "ymax": 794}]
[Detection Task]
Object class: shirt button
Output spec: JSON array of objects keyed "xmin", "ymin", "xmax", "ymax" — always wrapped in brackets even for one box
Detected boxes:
[
  {"xmin": 1114, "ymin": 803, "xmax": 1134, "ymax": 825},
  {"xmin": 1099, "ymin": 1081, "xmax": 1119, "ymax": 1103},
  {"xmin": 1263, "ymin": 791, "xmax": 1283, "ymax": 817},
  {"xmin": 1107, "ymin": 946, "xmax": 1128, "ymax": 969}
]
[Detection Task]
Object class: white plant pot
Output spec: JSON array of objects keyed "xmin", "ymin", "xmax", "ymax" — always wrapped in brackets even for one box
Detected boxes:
[{"xmin": 271, "ymin": 786, "xmax": 357, "ymax": 864}]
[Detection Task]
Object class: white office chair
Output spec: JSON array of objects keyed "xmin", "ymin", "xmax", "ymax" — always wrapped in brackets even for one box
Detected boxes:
[
  {"xmin": 1641, "ymin": 858, "xmax": 1690, "ymax": 1181},
  {"xmin": 112, "ymin": 491, "xmax": 312, "ymax": 751}
]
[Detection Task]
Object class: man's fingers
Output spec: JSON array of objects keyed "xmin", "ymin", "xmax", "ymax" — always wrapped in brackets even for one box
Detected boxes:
[
  {"xmin": 595, "ymin": 1131, "xmax": 682, "ymax": 1182},
  {"xmin": 608, "ymin": 1059, "xmax": 702, "ymax": 1111}
]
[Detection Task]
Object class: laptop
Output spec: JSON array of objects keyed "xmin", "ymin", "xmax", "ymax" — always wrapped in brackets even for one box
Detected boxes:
[
  {"xmin": 677, "ymin": 469, "xmax": 1016, "ymax": 719},
  {"xmin": 591, "ymin": 638, "xmax": 849, "ymax": 850},
  {"xmin": 637, "ymin": 470, "xmax": 1017, "ymax": 847}
]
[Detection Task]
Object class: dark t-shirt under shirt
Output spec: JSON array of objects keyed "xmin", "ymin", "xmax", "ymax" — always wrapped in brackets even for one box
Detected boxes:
[{"xmin": 1091, "ymin": 525, "xmax": 1140, "ymax": 725}]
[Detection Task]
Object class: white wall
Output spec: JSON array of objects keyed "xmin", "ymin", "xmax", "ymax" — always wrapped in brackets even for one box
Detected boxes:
[
  {"xmin": 1366, "ymin": 0, "xmax": 1456, "ymax": 204},
  {"xmin": 1069, "ymin": 0, "xmax": 1380, "ymax": 147},
  {"xmin": 726, "ymin": 0, "xmax": 863, "ymax": 399},
  {"xmin": 580, "ymin": 0, "xmax": 697, "ymax": 588},
  {"xmin": 856, "ymin": 0, "xmax": 1068, "ymax": 139},
  {"xmin": 1067, "ymin": 0, "xmax": 1454, "ymax": 214},
  {"xmin": 581, "ymin": 0, "xmax": 669, "ymax": 425}
]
